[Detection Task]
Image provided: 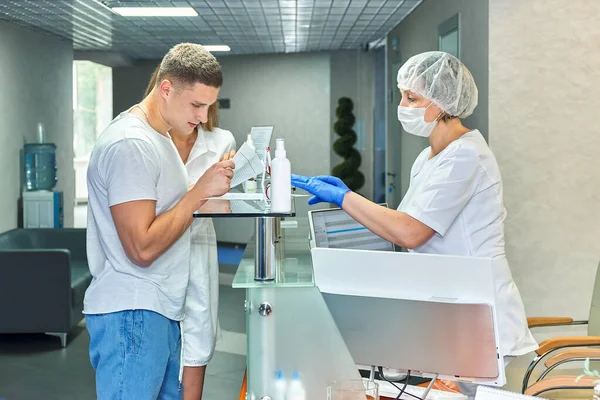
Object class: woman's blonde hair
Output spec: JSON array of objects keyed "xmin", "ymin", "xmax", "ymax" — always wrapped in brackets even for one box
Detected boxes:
[
  {"xmin": 438, "ymin": 111, "xmax": 458, "ymax": 123},
  {"xmin": 144, "ymin": 64, "xmax": 219, "ymax": 132}
]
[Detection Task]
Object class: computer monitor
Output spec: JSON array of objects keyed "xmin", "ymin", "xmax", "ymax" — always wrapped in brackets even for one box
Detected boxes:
[
  {"xmin": 308, "ymin": 206, "xmax": 395, "ymax": 252},
  {"xmin": 311, "ymin": 247, "xmax": 505, "ymax": 386}
]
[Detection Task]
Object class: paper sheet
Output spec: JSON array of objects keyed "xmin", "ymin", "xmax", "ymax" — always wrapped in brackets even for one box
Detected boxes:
[
  {"xmin": 230, "ymin": 199, "xmax": 264, "ymax": 214},
  {"xmin": 476, "ymin": 386, "xmax": 542, "ymax": 400},
  {"xmin": 204, "ymin": 192, "xmax": 265, "ymax": 201},
  {"xmin": 230, "ymin": 141, "xmax": 264, "ymax": 188},
  {"xmin": 202, "ymin": 192, "xmax": 307, "ymax": 201},
  {"xmin": 249, "ymin": 126, "xmax": 273, "ymax": 162}
]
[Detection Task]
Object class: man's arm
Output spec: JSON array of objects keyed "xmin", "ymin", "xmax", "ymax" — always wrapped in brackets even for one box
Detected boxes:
[
  {"xmin": 110, "ymin": 160, "xmax": 234, "ymax": 267},
  {"xmin": 111, "ymin": 194, "xmax": 195, "ymax": 267}
]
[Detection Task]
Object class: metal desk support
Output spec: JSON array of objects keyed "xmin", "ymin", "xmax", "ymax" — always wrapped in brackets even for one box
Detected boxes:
[{"xmin": 254, "ymin": 216, "xmax": 281, "ymax": 281}]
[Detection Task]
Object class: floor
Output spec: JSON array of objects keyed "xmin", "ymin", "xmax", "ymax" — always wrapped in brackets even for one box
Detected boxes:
[{"xmin": 0, "ymin": 284, "xmax": 247, "ymax": 400}]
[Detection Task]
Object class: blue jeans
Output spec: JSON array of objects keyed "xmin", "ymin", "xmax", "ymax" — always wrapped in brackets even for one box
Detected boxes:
[{"xmin": 86, "ymin": 310, "xmax": 182, "ymax": 400}]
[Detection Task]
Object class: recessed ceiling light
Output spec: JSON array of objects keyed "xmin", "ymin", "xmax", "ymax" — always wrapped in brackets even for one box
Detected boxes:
[
  {"xmin": 111, "ymin": 7, "xmax": 198, "ymax": 17},
  {"xmin": 202, "ymin": 45, "xmax": 231, "ymax": 52}
]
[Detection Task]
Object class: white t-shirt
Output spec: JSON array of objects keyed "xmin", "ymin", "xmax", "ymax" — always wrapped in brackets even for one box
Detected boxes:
[
  {"xmin": 398, "ymin": 130, "xmax": 537, "ymax": 356},
  {"xmin": 84, "ymin": 111, "xmax": 191, "ymax": 321}
]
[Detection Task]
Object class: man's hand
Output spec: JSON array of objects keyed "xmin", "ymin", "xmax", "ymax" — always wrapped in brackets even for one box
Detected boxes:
[
  {"xmin": 198, "ymin": 199, "xmax": 232, "ymax": 213},
  {"xmin": 189, "ymin": 160, "xmax": 235, "ymax": 203},
  {"xmin": 221, "ymin": 149, "xmax": 236, "ymax": 161}
]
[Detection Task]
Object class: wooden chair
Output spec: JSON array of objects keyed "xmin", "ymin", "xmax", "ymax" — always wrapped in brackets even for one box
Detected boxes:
[{"xmin": 522, "ymin": 262, "xmax": 600, "ymax": 397}]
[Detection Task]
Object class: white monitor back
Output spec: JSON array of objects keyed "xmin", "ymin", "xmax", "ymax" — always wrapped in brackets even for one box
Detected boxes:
[{"xmin": 311, "ymin": 247, "xmax": 505, "ymax": 386}]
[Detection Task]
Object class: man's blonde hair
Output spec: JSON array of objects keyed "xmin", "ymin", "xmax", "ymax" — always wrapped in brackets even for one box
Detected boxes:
[{"xmin": 157, "ymin": 43, "xmax": 223, "ymax": 89}]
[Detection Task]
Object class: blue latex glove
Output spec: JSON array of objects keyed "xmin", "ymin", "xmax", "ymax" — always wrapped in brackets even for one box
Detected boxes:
[{"xmin": 291, "ymin": 174, "xmax": 351, "ymax": 208}]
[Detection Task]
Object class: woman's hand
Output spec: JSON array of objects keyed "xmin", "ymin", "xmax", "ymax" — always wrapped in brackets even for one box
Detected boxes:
[
  {"xmin": 291, "ymin": 174, "xmax": 351, "ymax": 208},
  {"xmin": 198, "ymin": 199, "xmax": 232, "ymax": 214},
  {"xmin": 221, "ymin": 149, "xmax": 236, "ymax": 161}
]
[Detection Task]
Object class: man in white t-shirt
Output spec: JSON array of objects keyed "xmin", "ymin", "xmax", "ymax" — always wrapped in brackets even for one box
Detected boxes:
[{"xmin": 84, "ymin": 43, "xmax": 234, "ymax": 399}]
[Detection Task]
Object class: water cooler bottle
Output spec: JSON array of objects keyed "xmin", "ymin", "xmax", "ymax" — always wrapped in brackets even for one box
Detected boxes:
[{"xmin": 22, "ymin": 123, "xmax": 64, "ymax": 228}]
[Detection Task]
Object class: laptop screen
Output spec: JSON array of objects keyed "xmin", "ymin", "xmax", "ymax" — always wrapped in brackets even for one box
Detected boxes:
[{"xmin": 309, "ymin": 207, "xmax": 395, "ymax": 252}]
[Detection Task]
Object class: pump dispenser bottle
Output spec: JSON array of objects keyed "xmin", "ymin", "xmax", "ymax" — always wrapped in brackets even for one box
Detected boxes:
[
  {"xmin": 246, "ymin": 133, "xmax": 255, "ymax": 150},
  {"xmin": 244, "ymin": 134, "xmax": 258, "ymax": 193},
  {"xmin": 270, "ymin": 138, "xmax": 291, "ymax": 213}
]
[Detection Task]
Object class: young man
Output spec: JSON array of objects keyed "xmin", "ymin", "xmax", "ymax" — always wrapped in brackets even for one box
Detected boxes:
[{"xmin": 84, "ymin": 43, "xmax": 233, "ymax": 399}]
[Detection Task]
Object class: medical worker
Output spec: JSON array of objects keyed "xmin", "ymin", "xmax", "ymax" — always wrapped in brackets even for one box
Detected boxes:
[
  {"xmin": 292, "ymin": 51, "xmax": 537, "ymax": 398},
  {"xmin": 145, "ymin": 68, "xmax": 236, "ymax": 400}
]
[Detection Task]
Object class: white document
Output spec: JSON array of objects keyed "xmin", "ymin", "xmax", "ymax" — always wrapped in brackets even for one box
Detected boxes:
[
  {"xmin": 205, "ymin": 192, "xmax": 265, "ymax": 201},
  {"xmin": 203, "ymin": 192, "xmax": 306, "ymax": 201},
  {"xmin": 249, "ymin": 126, "xmax": 273, "ymax": 161},
  {"xmin": 230, "ymin": 199, "xmax": 264, "ymax": 214},
  {"xmin": 475, "ymin": 386, "xmax": 543, "ymax": 400},
  {"xmin": 230, "ymin": 141, "xmax": 264, "ymax": 188}
]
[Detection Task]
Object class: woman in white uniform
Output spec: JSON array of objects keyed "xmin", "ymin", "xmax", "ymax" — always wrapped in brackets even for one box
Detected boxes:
[
  {"xmin": 292, "ymin": 51, "xmax": 537, "ymax": 398},
  {"xmin": 145, "ymin": 69, "xmax": 237, "ymax": 400}
]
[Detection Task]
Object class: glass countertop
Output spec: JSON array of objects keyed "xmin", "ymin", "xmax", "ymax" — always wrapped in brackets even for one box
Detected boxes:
[
  {"xmin": 193, "ymin": 197, "xmax": 296, "ymax": 218},
  {"xmin": 232, "ymin": 253, "xmax": 315, "ymax": 288}
]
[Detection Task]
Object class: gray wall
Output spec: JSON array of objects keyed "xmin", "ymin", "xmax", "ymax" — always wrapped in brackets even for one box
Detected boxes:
[
  {"xmin": 330, "ymin": 50, "xmax": 376, "ymax": 200},
  {"xmin": 386, "ymin": 0, "xmax": 489, "ymax": 197},
  {"xmin": 218, "ymin": 52, "xmax": 331, "ymax": 177},
  {"xmin": 112, "ymin": 60, "xmax": 158, "ymax": 116},
  {"xmin": 0, "ymin": 21, "xmax": 74, "ymax": 232},
  {"xmin": 113, "ymin": 52, "xmax": 332, "ymax": 177}
]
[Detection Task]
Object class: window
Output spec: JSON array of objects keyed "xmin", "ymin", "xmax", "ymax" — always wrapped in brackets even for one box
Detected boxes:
[
  {"xmin": 439, "ymin": 13, "xmax": 460, "ymax": 59},
  {"xmin": 72, "ymin": 61, "xmax": 112, "ymax": 203}
]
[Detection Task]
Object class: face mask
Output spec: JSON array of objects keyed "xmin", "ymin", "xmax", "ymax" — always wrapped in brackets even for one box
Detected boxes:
[{"xmin": 397, "ymin": 102, "xmax": 440, "ymax": 138}]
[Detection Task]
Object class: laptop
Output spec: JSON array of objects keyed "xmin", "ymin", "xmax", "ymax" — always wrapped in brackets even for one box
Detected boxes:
[{"xmin": 307, "ymin": 205, "xmax": 395, "ymax": 252}]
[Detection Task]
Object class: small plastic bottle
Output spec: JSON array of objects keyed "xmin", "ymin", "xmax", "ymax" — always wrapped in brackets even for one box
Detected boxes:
[
  {"xmin": 272, "ymin": 369, "xmax": 287, "ymax": 400},
  {"xmin": 270, "ymin": 138, "xmax": 291, "ymax": 213},
  {"xmin": 244, "ymin": 179, "xmax": 257, "ymax": 193},
  {"xmin": 286, "ymin": 370, "xmax": 306, "ymax": 400}
]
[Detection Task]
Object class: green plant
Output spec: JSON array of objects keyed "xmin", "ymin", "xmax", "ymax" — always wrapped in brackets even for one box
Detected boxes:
[{"xmin": 332, "ymin": 97, "xmax": 365, "ymax": 191}]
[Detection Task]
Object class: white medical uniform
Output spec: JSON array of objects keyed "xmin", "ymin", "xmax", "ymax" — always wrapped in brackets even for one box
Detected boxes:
[
  {"xmin": 181, "ymin": 127, "xmax": 236, "ymax": 367},
  {"xmin": 397, "ymin": 129, "xmax": 537, "ymax": 358}
]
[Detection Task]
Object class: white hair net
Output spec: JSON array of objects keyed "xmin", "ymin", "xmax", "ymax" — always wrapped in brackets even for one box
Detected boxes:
[{"xmin": 396, "ymin": 51, "xmax": 478, "ymax": 118}]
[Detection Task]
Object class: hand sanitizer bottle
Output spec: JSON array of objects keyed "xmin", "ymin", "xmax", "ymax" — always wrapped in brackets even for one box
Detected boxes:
[
  {"xmin": 270, "ymin": 138, "xmax": 291, "ymax": 213},
  {"xmin": 286, "ymin": 370, "xmax": 306, "ymax": 400},
  {"xmin": 272, "ymin": 369, "xmax": 287, "ymax": 400},
  {"xmin": 246, "ymin": 133, "xmax": 255, "ymax": 150}
]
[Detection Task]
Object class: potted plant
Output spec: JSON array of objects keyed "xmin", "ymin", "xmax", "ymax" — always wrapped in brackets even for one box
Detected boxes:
[{"xmin": 332, "ymin": 97, "xmax": 365, "ymax": 192}]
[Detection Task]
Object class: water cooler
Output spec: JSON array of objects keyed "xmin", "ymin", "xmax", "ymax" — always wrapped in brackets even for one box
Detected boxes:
[
  {"xmin": 23, "ymin": 191, "xmax": 63, "ymax": 228},
  {"xmin": 22, "ymin": 123, "xmax": 64, "ymax": 228}
]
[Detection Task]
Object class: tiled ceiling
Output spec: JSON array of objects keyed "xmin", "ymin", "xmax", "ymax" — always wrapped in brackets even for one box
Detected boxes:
[{"xmin": 0, "ymin": 0, "xmax": 421, "ymax": 59}]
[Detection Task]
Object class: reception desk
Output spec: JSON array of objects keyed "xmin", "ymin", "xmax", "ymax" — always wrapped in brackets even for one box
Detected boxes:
[{"xmin": 202, "ymin": 200, "xmax": 495, "ymax": 400}]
